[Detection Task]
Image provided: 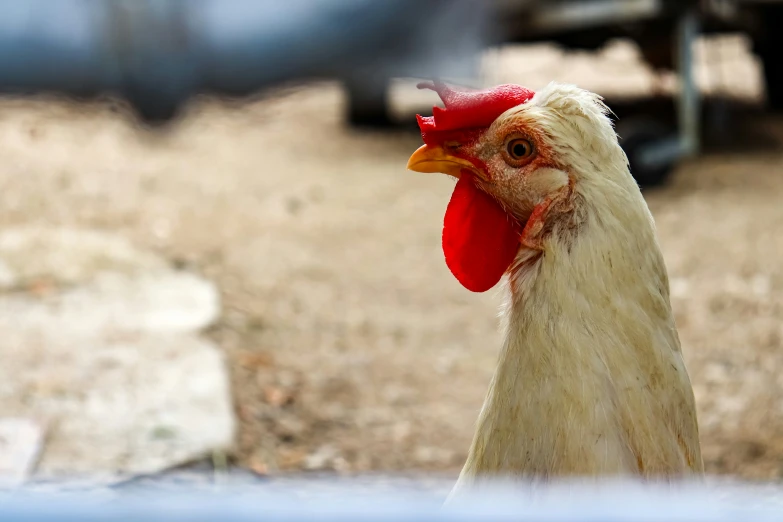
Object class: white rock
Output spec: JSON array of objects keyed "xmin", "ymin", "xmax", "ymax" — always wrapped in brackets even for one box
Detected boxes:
[
  {"xmin": 414, "ymin": 446, "xmax": 454, "ymax": 465},
  {"xmin": 750, "ymin": 274, "xmax": 771, "ymax": 297},
  {"xmin": 0, "ymin": 227, "xmax": 233, "ymax": 482},
  {"xmin": 669, "ymin": 277, "xmax": 690, "ymax": 299},
  {"xmin": 0, "ymin": 332, "xmax": 234, "ymax": 480},
  {"xmin": 0, "ymin": 259, "xmax": 17, "ymax": 288},
  {"xmin": 304, "ymin": 445, "xmax": 339, "ymax": 471},
  {"xmin": 0, "ymin": 271, "xmax": 220, "ymax": 336},
  {"xmin": 0, "ymin": 418, "xmax": 44, "ymax": 488},
  {"xmin": 0, "ymin": 227, "xmax": 167, "ymax": 289}
]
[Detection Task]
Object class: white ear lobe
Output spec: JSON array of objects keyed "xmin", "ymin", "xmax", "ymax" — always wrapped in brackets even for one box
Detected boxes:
[{"xmin": 528, "ymin": 167, "xmax": 569, "ymax": 200}]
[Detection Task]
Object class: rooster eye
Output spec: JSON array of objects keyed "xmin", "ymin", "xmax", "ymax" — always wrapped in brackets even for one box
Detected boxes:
[
  {"xmin": 506, "ymin": 138, "xmax": 533, "ymax": 160},
  {"xmin": 502, "ymin": 136, "xmax": 536, "ymax": 167}
]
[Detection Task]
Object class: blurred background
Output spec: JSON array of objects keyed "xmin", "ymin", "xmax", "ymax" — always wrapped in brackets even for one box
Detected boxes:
[{"xmin": 2, "ymin": 0, "xmax": 783, "ymax": 489}]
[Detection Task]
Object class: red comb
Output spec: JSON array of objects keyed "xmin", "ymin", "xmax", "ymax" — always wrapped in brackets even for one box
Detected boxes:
[{"xmin": 416, "ymin": 81, "xmax": 534, "ymax": 142}]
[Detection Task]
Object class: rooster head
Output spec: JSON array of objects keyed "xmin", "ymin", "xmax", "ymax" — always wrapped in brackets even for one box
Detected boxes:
[{"xmin": 407, "ymin": 80, "xmax": 625, "ymax": 293}]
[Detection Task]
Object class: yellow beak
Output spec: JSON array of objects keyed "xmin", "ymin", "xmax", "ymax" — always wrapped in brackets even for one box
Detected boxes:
[{"xmin": 406, "ymin": 144, "xmax": 482, "ymax": 179}]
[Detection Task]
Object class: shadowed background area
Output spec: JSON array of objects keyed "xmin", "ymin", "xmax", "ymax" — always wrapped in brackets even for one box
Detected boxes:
[{"xmin": 2, "ymin": 0, "xmax": 783, "ymax": 489}]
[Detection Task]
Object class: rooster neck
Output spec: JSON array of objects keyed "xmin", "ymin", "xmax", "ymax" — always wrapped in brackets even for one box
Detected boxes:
[{"xmin": 453, "ymin": 192, "xmax": 703, "ymax": 491}]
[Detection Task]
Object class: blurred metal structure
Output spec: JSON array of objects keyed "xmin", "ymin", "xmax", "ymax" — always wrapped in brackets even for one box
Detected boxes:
[
  {"xmin": 0, "ymin": 0, "xmax": 779, "ymax": 186},
  {"xmin": 0, "ymin": 0, "xmax": 489, "ymax": 122},
  {"xmin": 714, "ymin": 0, "xmax": 783, "ymax": 111},
  {"xmin": 636, "ymin": 8, "xmax": 701, "ymax": 173},
  {"xmin": 2, "ymin": 478, "xmax": 783, "ymax": 521},
  {"xmin": 494, "ymin": 0, "xmax": 701, "ymax": 186}
]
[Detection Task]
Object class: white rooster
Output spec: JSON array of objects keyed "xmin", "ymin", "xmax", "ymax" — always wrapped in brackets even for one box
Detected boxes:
[{"xmin": 406, "ymin": 81, "xmax": 703, "ymax": 492}]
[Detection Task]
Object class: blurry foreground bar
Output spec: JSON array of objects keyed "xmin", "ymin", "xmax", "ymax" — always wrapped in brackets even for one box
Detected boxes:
[
  {"xmin": 1, "ymin": 479, "xmax": 783, "ymax": 521},
  {"xmin": 0, "ymin": 0, "xmax": 488, "ymax": 122}
]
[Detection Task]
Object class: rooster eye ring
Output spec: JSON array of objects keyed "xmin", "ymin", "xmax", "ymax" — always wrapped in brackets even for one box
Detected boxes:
[{"xmin": 504, "ymin": 138, "xmax": 535, "ymax": 165}]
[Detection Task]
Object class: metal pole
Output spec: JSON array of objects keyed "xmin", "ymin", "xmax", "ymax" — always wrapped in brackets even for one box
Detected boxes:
[
  {"xmin": 637, "ymin": 6, "xmax": 701, "ymax": 170},
  {"xmin": 676, "ymin": 7, "xmax": 701, "ymax": 157}
]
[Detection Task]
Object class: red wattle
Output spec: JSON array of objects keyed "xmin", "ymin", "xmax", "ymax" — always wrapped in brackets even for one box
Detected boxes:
[{"xmin": 442, "ymin": 173, "xmax": 521, "ymax": 292}]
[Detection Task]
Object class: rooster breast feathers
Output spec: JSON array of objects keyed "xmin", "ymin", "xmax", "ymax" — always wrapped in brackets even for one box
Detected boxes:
[{"xmin": 499, "ymin": 82, "xmax": 703, "ymax": 477}]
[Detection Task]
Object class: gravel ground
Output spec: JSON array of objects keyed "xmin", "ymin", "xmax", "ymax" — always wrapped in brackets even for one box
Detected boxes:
[{"xmin": 2, "ymin": 36, "xmax": 783, "ymax": 483}]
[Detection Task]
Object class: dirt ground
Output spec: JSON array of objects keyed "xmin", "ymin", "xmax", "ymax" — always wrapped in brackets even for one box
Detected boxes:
[{"xmin": 3, "ymin": 36, "xmax": 783, "ymax": 480}]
